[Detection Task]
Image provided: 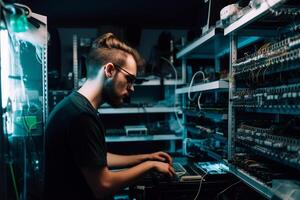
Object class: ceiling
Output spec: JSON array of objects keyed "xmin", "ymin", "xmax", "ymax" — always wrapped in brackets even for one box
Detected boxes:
[{"xmin": 17, "ymin": 0, "xmax": 205, "ymax": 28}]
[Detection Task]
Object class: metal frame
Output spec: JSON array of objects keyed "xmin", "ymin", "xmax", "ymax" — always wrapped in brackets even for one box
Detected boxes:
[
  {"xmin": 106, "ymin": 134, "xmax": 182, "ymax": 142},
  {"xmin": 228, "ymin": 33, "xmax": 237, "ymax": 161},
  {"xmin": 73, "ymin": 34, "xmax": 79, "ymax": 90},
  {"xmin": 224, "ymin": 0, "xmax": 285, "ymax": 35},
  {"xmin": 0, "ymin": 17, "xmax": 7, "ymax": 200},
  {"xmin": 98, "ymin": 107, "xmax": 181, "ymax": 114}
]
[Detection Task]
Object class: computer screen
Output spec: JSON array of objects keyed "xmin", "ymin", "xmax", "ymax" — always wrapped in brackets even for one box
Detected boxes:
[{"xmin": 196, "ymin": 161, "xmax": 229, "ymax": 174}]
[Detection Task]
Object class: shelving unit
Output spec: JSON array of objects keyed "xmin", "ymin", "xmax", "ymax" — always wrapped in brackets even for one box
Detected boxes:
[
  {"xmin": 176, "ymin": 25, "xmax": 234, "ymax": 163},
  {"xmin": 0, "ymin": 12, "xmax": 48, "ymax": 200},
  {"xmin": 227, "ymin": 0, "xmax": 300, "ymax": 198},
  {"xmin": 175, "ymin": 1, "xmax": 300, "ymax": 198}
]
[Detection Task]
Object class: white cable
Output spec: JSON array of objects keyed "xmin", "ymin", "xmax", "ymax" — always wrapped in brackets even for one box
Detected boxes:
[
  {"xmin": 0, "ymin": 0, "xmax": 5, "ymax": 7},
  {"xmin": 13, "ymin": 3, "xmax": 32, "ymax": 17},
  {"xmin": 193, "ymin": 172, "xmax": 209, "ymax": 200},
  {"xmin": 197, "ymin": 92, "xmax": 202, "ymax": 110},
  {"xmin": 160, "ymin": 57, "xmax": 184, "ymax": 131},
  {"xmin": 215, "ymin": 180, "xmax": 242, "ymax": 200},
  {"xmin": 188, "ymin": 71, "xmax": 205, "ymax": 101}
]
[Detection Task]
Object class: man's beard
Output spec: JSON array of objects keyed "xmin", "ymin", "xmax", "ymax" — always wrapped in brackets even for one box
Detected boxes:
[{"xmin": 103, "ymin": 80, "xmax": 123, "ymax": 108}]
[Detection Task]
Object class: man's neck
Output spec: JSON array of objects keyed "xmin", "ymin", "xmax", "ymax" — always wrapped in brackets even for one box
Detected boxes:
[{"xmin": 78, "ymin": 79, "xmax": 103, "ymax": 109}]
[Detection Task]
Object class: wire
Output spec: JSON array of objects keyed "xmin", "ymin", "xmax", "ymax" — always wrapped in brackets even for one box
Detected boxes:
[
  {"xmin": 197, "ymin": 92, "xmax": 202, "ymax": 110},
  {"xmin": 9, "ymin": 162, "xmax": 20, "ymax": 200},
  {"xmin": 0, "ymin": 0, "xmax": 4, "ymax": 7},
  {"xmin": 13, "ymin": 3, "xmax": 32, "ymax": 17},
  {"xmin": 188, "ymin": 71, "xmax": 206, "ymax": 101},
  {"xmin": 0, "ymin": 1, "xmax": 16, "ymax": 14},
  {"xmin": 193, "ymin": 172, "xmax": 209, "ymax": 200},
  {"xmin": 160, "ymin": 57, "xmax": 184, "ymax": 131},
  {"xmin": 3, "ymin": 112, "xmax": 20, "ymax": 200},
  {"xmin": 188, "ymin": 71, "xmax": 206, "ymax": 111},
  {"xmin": 215, "ymin": 180, "xmax": 242, "ymax": 200}
]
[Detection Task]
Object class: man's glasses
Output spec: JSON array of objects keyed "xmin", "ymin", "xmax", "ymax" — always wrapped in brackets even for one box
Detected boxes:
[{"xmin": 113, "ymin": 63, "xmax": 136, "ymax": 89}]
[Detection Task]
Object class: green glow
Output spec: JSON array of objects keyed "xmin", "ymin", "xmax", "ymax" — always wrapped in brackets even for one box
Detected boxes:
[{"xmin": 9, "ymin": 14, "xmax": 29, "ymax": 33}]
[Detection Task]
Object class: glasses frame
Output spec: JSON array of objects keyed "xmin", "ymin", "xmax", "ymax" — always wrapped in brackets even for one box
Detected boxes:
[{"xmin": 113, "ymin": 63, "xmax": 136, "ymax": 89}]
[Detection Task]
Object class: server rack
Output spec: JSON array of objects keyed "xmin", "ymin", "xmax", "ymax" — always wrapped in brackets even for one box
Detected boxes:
[
  {"xmin": 0, "ymin": 7, "xmax": 48, "ymax": 200},
  {"xmin": 226, "ymin": 0, "xmax": 300, "ymax": 199}
]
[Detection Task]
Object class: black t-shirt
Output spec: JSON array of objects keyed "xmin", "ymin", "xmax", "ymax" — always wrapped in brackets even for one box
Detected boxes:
[{"xmin": 44, "ymin": 91, "xmax": 107, "ymax": 200}]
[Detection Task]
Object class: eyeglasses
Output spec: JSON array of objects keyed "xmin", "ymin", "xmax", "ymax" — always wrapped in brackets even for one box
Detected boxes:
[{"xmin": 113, "ymin": 63, "xmax": 136, "ymax": 89}]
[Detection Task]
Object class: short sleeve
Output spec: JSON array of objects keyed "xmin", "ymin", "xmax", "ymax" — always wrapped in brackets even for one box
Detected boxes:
[{"xmin": 67, "ymin": 114, "xmax": 107, "ymax": 168}]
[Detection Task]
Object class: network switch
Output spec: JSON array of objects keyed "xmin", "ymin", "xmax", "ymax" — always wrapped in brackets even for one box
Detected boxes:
[
  {"xmin": 236, "ymin": 124, "xmax": 300, "ymax": 169},
  {"xmin": 233, "ymin": 34, "xmax": 300, "ymax": 76},
  {"xmin": 232, "ymin": 83, "xmax": 300, "ymax": 111}
]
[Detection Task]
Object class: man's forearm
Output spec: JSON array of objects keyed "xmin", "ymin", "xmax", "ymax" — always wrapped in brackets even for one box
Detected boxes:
[
  {"xmin": 104, "ymin": 161, "xmax": 154, "ymax": 195},
  {"xmin": 107, "ymin": 152, "xmax": 149, "ymax": 168}
]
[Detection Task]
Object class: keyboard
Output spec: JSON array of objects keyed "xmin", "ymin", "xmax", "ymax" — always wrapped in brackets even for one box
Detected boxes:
[
  {"xmin": 145, "ymin": 162, "xmax": 205, "ymax": 184},
  {"xmin": 173, "ymin": 162, "xmax": 187, "ymax": 176},
  {"xmin": 172, "ymin": 163, "xmax": 205, "ymax": 182}
]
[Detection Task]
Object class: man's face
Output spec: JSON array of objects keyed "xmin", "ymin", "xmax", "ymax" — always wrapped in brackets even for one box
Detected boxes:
[{"xmin": 103, "ymin": 56, "xmax": 137, "ymax": 107}]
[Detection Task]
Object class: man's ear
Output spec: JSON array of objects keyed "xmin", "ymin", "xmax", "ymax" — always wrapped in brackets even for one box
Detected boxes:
[{"xmin": 104, "ymin": 63, "xmax": 115, "ymax": 78}]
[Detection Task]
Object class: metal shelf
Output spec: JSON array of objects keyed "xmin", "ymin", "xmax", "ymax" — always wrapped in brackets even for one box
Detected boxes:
[
  {"xmin": 98, "ymin": 107, "xmax": 181, "ymax": 114},
  {"xmin": 224, "ymin": 0, "xmax": 285, "ymax": 35},
  {"xmin": 176, "ymin": 28, "xmax": 261, "ymax": 59},
  {"xmin": 183, "ymin": 109, "xmax": 228, "ymax": 122},
  {"xmin": 105, "ymin": 134, "xmax": 182, "ymax": 142},
  {"xmin": 229, "ymin": 164, "xmax": 274, "ymax": 199},
  {"xmin": 136, "ymin": 79, "xmax": 185, "ymax": 86},
  {"xmin": 236, "ymin": 107, "xmax": 300, "ymax": 115},
  {"xmin": 205, "ymin": 149, "xmax": 224, "ymax": 161},
  {"xmin": 188, "ymin": 139, "xmax": 225, "ymax": 161},
  {"xmin": 186, "ymin": 126, "xmax": 204, "ymax": 135},
  {"xmin": 198, "ymin": 145, "xmax": 224, "ymax": 161},
  {"xmin": 176, "ymin": 80, "xmax": 229, "ymax": 94},
  {"xmin": 214, "ymin": 133, "xmax": 227, "ymax": 142}
]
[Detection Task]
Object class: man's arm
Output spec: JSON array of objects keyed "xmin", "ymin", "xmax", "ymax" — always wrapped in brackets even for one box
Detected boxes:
[
  {"xmin": 81, "ymin": 160, "xmax": 175, "ymax": 199},
  {"xmin": 107, "ymin": 151, "xmax": 173, "ymax": 168}
]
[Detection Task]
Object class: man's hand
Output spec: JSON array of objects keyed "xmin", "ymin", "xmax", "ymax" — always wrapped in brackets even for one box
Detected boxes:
[
  {"xmin": 152, "ymin": 161, "xmax": 176, "ymax": 177},
  {"xmin": 148, "ymin": 151, "xmax": 173, "ymax": 165}
]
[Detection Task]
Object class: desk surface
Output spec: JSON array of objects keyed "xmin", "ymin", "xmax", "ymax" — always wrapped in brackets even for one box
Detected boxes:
[{"xmin": 130, "ymin": 156, "xmax": 236, "ymax": 200}]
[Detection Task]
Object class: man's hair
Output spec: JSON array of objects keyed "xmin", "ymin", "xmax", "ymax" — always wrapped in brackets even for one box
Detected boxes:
[{"xmin": 86, "ymin": 32, "xmax": 143, "ymax": 79}]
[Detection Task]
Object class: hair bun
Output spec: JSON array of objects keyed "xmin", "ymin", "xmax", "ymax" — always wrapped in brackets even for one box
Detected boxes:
[{"xmin": 92, "ymin": 32, "xmax": 116, "ymax": 48}]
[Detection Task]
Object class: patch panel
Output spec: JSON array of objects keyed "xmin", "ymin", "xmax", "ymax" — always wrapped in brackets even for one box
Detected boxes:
[
  {"xmin": 232, "ymin": 83, "xmax": 300, "ymax": 110},
  {"xmin": 236, "ymin": 124, "xmax": 300, "ymax": 169},
  {"xmin": 233, "ymin": 34, "xmax": 300, "ymax": 75}
]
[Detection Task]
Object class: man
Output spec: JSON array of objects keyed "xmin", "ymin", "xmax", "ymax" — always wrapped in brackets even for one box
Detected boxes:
[{"xmin": 44, "ymin": 33, "xmax": 175, "ymax": 200}]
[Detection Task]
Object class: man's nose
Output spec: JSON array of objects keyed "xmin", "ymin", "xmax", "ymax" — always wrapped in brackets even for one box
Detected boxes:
[{"xmin": 128, "ymin": 84, "xmax": 134, "ymax": 92}]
